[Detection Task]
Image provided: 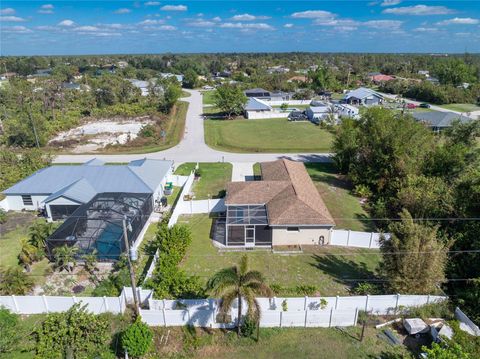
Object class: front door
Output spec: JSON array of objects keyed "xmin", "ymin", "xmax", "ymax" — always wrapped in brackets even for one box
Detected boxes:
[{"xmin": 245, "ymin": 226, "xmax": 255, "ymax": 247}]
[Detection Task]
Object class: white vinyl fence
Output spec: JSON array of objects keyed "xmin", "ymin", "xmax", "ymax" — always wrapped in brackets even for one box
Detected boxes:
[
  {"xmin": 455, "ymin": 307, "xmax": 480, "ymax": 336},
  {"xmin": 246, "ymin": 111, "xmax": 289, "ymax": 120},
  {"xmin": 330, "ymin": 230, "xmax": 391, "ymax": 249},
  {"xmin": 168, "ymin": 171, "xmax": 195, "ymax": 227},
  {"xmin": 267, "ymin": 100, "xmax": 311, "ymax": 106}
]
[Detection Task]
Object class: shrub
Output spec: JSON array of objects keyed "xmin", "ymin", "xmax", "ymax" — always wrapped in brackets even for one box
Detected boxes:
[
  {"xmin": 406, "ymin": 301, "xmax": 453, "ymax": 320},
  {"xmin": 295, "ymin": 285, "xmax": 318, "ymax": 296},
  {"xmin": 352, "ymin": 282, "xmax": 381, "ymax": 295},
  {"xmin": 121, "ymin": 319, "xmax": 153, "ymax": 358},
  {"xmin": 0, "ymin": 267, "xmax": 34, "ymax": 295},
  {"xmin": 281, "ymin": 299, "xmax": 288, "ymax": 312},
  {"xmin": 240, "ymin": 316, "xmax": 257, "ymax": 338},
  {"xmin": 0, "ymin": 308, "xmax": 20, "ymax": 353},
  {"xmin": 0, "ymin": 209, "xmax": 6, "ymax": 224}
]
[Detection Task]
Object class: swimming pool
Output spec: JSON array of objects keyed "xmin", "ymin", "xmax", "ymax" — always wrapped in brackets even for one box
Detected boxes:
[{"xmin": 95, "ymin": 223, "xmax": 123, "ymax": 260}]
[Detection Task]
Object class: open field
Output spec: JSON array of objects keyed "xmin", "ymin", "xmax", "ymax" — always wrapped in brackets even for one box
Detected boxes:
[
  {"xmin": 175, "ymin": 163, "xmax": 232, "ymax": 199},
  {"xmin": 438, "ymin": 103, "xmax": 480, "ymax": 113},
  {"xmin": 178, "ymin": 214, "xmax": 380, "ymax": 296},
  {"xmin": 204, "ymin": 118, "xmax": 334, "ymax": 153}
]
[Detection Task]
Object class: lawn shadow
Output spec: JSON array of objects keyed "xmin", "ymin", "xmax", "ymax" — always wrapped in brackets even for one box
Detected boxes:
[
  {"xmin": 310, "ymin": 254, "xmax": 377, "ymax": 290},
  {"xmin": 304, "ymin": 163, "xmax": 353, "ymax": 191}
]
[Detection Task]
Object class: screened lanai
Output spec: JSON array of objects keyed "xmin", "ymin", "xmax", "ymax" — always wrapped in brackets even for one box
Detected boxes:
[
  {"xmin": 46, "ymin": 192, "xmax": 153, "ymax": 261},
  {"xmin": 225, "ymin": 205, "xmax": 272, "ymax": 246}
]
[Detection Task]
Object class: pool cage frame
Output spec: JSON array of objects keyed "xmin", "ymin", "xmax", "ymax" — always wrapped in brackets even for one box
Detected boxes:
[{"xmin": 46, "ymin": 192, "xmax": 153, "ymax": 262}]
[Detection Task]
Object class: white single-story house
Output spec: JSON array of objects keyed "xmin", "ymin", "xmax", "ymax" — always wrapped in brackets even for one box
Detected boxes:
[
  {"xmin": 1, "ymin": 158, "xmax": 173, "ymax": 221},
  {"xmin": 160, "ymin": 73, "xmax": 184, "ymax": 83},
  {"xmin": 344, "ymin": 87, "xmax": 384, "ymax": 106},
  {"xmin": 306, "ymin": 104, "xmax": 332, "ymax": 124},
  {"xmin": 334, "ymin": 104, "xmax": 360, "ymax": 119},
  {"xmin": 244, "ymin": 97, "xmax": 273, "ymax": 119}
]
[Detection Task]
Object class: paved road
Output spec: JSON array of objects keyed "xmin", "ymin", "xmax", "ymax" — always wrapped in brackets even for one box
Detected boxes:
[{"xmin": 54, "ymin": 89, "xmax": 332, "ymax": 164}]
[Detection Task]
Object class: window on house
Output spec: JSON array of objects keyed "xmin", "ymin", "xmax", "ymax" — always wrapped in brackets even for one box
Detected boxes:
[
  {"xmin": 286, "ymin": 227, "xmax": 299, "ymax": 232},
  {"xmin": 22, "ymin": 195, "xmax": 33, "ymax": 206}
]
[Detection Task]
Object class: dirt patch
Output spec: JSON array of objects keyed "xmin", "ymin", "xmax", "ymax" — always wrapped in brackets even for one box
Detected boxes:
[
  {"xmin": 48, "ymin": 116, "xmax": 154, "ymax": 153},
  {"xmin": 0, "ymin": 212, "xmax": 37, "ymax": 236}
]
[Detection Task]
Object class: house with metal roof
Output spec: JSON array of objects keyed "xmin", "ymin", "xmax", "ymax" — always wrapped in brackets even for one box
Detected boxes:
[
  {"xmin": 244, "ymin": 97, "xmax": 273, "ymax": 118},
  {"xmin": 216, "ymin": 159, "xmax": 335, "ymax": 248},
  {"xmin": 413, "ymin": 111, "xmax": 474, "ymax": 132},
  {"xmin": 343, "ymin": 87, "xmax": 384, "ymax": 106},
  {"xmin": 1, "ymin": 158, "xmax": 173, "ymax": 221}
]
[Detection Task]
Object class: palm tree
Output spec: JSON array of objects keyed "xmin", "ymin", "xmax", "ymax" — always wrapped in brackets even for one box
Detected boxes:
[
  {"xmin": 53, "ymin": 245, "xmax": 78, "ymax": 272},
  {"xmin": 28, "ymin": 221, "xmax": 54, "ymax": 252},
  {"xmin": 207, "ymin": 255, "xmax": 273, "ymax": 336},
  {"xmin": 18, "ymin": 239, "xmax": 37, "ymax": 272},
  {"xmin": 0, "ymin": 267, "xmax": 34, "ymax": 295}
]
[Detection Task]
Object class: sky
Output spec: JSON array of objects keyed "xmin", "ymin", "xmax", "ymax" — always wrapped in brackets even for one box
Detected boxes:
[{"xmin": 1, "ymin": 1, "xmax": 479, "ymax": 55}]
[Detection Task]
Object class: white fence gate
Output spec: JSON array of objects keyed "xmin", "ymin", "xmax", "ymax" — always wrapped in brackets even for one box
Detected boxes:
[{"xmin": 330, "ymin": 230, "xmax": 390, "ymax": 249}]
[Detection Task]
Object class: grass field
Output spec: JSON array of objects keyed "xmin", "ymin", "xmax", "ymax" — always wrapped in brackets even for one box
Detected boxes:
[
  {"xmin": 181, "ymin": 90, "xmax": 191, "ymax": 97},
  {"xmin": 97, "ymin": 101, "xmax": 188, "ymax": 154},
  {"xmin": 201, "ymin": 90, "xmax": 216, "ymax": 105},
  {"xmin": 204, "ymin": 118, "xmax": 334, "ymax": 153},
  {"xmin": 178, "ymin": 214, "xmax": 380, "ymax": 296},
  {"xmin": 439, "ymin": 103, "xmax": 480, "ymax": 113},
  {"xmin": 305, "ymin": 163, "xmax": 372, "ymax": 232},
  {"xmin": 175, "ymin": 162, "xmax": 232, "ymax": 199}
]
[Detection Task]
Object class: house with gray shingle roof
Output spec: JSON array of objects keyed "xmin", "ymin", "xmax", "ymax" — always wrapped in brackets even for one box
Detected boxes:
[
  {"xmin": 412, "ymin": 111, "xmax": 474, "ymax": 132},
  {"xmin": 343, "ymin": 87, "xmax": 384, "ymax": 106},
  {"xmin": 219, "ymin": 159, "xmax": 335, "ymax": 248},
  {"xmin": 1, "ymin": 158, "xmax": 173, "ymax": 221}
]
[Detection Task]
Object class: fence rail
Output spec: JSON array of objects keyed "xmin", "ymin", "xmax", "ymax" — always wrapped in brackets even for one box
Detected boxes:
[{"xmin": 330, "ymin": 230, "xmax": 391, "ymax": 249}]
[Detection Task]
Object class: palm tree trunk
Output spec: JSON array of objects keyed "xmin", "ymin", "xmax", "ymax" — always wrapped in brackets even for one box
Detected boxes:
[{"xmin": 237, "ymin": 294, "xmax": 242, "ymax": 336}]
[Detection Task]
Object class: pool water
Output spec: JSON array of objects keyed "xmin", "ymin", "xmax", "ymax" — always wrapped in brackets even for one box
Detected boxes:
[{"xmin": 95, "ymin": 223, "xmax": 123, "ymax": 260}]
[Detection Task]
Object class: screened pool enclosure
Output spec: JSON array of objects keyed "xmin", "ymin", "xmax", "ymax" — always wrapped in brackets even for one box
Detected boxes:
[
  {"xmin": 225, "ymin": 205, "xmax": 272, "ymax": 246},
  {"xmin": 46, "ymin": 192, "xmax": 153, "ymax": 261}
]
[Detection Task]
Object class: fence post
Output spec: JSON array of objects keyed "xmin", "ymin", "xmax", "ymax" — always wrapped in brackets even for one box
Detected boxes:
[
  {"xmin": 347, "ymin": 230, "xmax": 351, "ymax": 246},
  {"xmin": 11, "ymin": 295, "xmax": 19, "ymax": 313},
  {"xmin": 364, "ymin": 295, "xmax": 370, "ymax": 312},
  {"xmin": 329, "ymin": 307, "xmax": 334, "ymax": 327},
  {"xmin": 354, "ymin": 308, "xmax": 359, "ymax": 326},
  {"xmin": 104, "ymin": 296, "xmax": 109, "ymax": 312},
  {"xmin": 190, "ymin": 199, "xmax": 193, "ymax": 214},
  {"xmin": 304, "ymin": 310, "xmax": 308, "ymax": 328},
  {"xmin": 304, "ymin": 296, "xmax": 308, "ymax": 310},
  {"xmin": 163, "ymin": 308, "xmax": 167, "ymax": 327},
  {"xmin": 335, "ymin": 296, "xmax": 339, "ymax": 310},
  {"xmin": 279, "ymin": 311, "xmax": 283, "ymax": 328},
  {"xmin": 42, "ymin": 295, "xmax": 49, "ymax": 313},
  {"xmin": 395, "ymin": 294, "xmax": 400, "ymax": 314},
  {"xmin": 187, "ymin": 309, "xmax": 191, "ymax": 324},
  {"xmin": 162, "ymin": 298, "xmax": 167, "ymax": 309},
  {"xmin": 208, "ymin": 198, "xmax": 210, "ymax": 212},
  {"xmin": 368, "ymin": 232, "xmax": 374, "ymax": 248},
  {"xmin": 427, "ymin": 295, "xmax": 430, "ymax": 305}
]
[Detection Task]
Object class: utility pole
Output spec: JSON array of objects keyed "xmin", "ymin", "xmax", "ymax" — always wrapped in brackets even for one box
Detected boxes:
[
  {"xmin": 27, "ymin": 105, "xmax": 40, "ymax": 148},
  {"xmin": 122, "ymin": 215, "xmax": 140, "ymax": 316}
]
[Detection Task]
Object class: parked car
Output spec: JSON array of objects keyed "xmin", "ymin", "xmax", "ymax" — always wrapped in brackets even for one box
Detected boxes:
[
  {"xmin": 419, "ymin": 103, "xmax": 431, "ymax": 109},
  {"xmin": 406, "ymin": 103, "xmax": 417, "ymax": 109},
  {"xmin": 288, "ymin": 110, "xmax": 308, "ymax": 122}
]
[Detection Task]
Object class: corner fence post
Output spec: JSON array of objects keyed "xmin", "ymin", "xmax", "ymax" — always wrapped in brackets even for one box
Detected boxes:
[{"xmin": 354, "ymin": 308, "xmax": 359, "ymax": 326}]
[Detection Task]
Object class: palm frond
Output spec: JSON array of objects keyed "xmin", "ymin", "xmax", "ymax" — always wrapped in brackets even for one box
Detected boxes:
[
  {"xmin": 242, "ymin": 287, "xmax": 261, "ymax": 322},
  {"xmin": 206, "ymin": 267, "xmax": 238, "ymax": 295},
  {"xmin": 241, "ymin": 270, "xmax": 265, "ymax": 285},
  {"xmin": 245, "ymin": 281, "xmax": 274, "ymax": 298},
  {"xmin": 239, "ymin": 255, "xmax": 248, "ymax": 276},
  {"xmin": 218, "ymin": 290, "xmax": 238, "ymax": 315}
]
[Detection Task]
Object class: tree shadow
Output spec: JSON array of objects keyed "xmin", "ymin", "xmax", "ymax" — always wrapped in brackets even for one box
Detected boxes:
[
  {"xmin": 310, "ymin": 254, "xmax": 377, "ymax": 289},
  {"xmin": 304, "ymin": 162, "xmax": 353, "ymax": 191}
]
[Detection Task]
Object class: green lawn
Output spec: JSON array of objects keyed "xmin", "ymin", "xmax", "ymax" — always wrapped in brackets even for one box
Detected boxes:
[
  {"xmin": 201, "ymin": 90, "xmax": 216, "ymax": 105},
  {"xmin": 204, "ymin": 118, "xmax": 334, "ymax": 153},
  {"xmin": 181, "ymin": 90, "xmax": 191, "ymax": 98},
  {"xmin": 178, "ymin": 214, "xmax": 380, "ymax": 296},
  {"xmin": 439, "ymin": 103, "xmax": 480, "ymax": 113},
  {"xmin": 175, "ymin": 162, "xmax": 232, "ymax": 199},
  {"xmin": 0, "ymin": 218, "xmax": 52, "ymax": 287},
  {"xmin": 305, "ymin": 163, "xmax": 372, "ymax": 232}
]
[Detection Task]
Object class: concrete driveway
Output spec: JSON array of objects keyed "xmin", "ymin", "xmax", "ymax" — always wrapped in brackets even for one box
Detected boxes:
[{"xmin": 54, "ymin": 89, "xmax": 333, "ymax": 164}]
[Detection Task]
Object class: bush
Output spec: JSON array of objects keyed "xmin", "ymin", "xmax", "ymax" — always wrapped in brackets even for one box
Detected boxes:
[
  {"xmin": 0, "ymin": 308, "xmax": 20, "ymax": 354},
  {"xmin": 352, "ymin": 282, "xmax": 382, "ymax": 295},
  {"xmin": 240, "ymin": 316, "xmax": 257, "ymax": 338},
  {"xmin": 0, "ymin": 209, "xmax": 6, "ymax": 224},
  {"xmin": 121, "ymin": 319, "xmax": 153, "ymax": 358},
  {"xmin": 0, "ymin": 267, "xmax": 34, "ymax": 295},
  {"xmin": 294, "ymin": 285, "xmax": 318, "ymax": 296}
]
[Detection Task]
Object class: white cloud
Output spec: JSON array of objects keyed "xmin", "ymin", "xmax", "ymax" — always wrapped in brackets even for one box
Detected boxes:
[
  {"xmin": 212, "ymin": 16, "xmax": 221, "ymax": 22},
  {"xmin": 437, "ymin": 17, "xmax": 479, "ymax": 25},
  {"xmin": 114, "ymin": 8, "xmax": 131, "ymax": 14},
  {"xmin": 38, "ymin": 4, "xmax": 54, "ymax": 14},
  {"xmin": 159, "ymin": 25, "xmax": 176, "ymax": 30},
  {"xmin": 161, "ymin": 5, "xmax": 187, "ymax": 11},
  {"xmin": 291, "ymin": 10, "xmax": 335, "ymax": 19},
  {"xmin": 231, "ymin": 13, "xmax": 270, "ymax": 21},
  {"xmin": 145, "ymin": 1, "xmax": 160, "ymax": 5},
  {"xmin": 138, "ymin": 19, "xmax": 164, "ymax": 25},
  {"xmin": 383, "ymin": 5, "xmax": 454, "ymax": 16},
  {"xmin": 0, "ymin": 16, "xmax": 26, "ymax": 22},
  {"xmin": 0, "ymin": 8, "xmax": 16, "ymax": 15},
  {"xmin": 284, "ymin": 23, "xmax": 294, "ymax": 28},
  {"xmin": 313, "ymin": 18, "xmax": 358, "ymax": 27},
  {"xmin": 189, "ymin": 20, "xmax": 216, "ymax": 27},
  {"xmin": 413, "ymin": 27, "xmax": 438, "ymax": 32},
  {"xmin": 220, "ymin": 22, "xmax": 274, "ymax": 30},
  {"xmin": 380, "ymin": 0, "xmax": 401, "ymax": 6},
  {"xmin": 2, "ymin": 25, "xmax": 32, "ymax": 33},
  {"xmin": 74, "ymin": 26, "xmax": 100, "ymax": 32},
  {"xmin": 58, "ymin": 19, "xmax": 75, "ymax": 26},
  {"xmin": 363, "ymin": 20, "xmax": 403, "ymax": 29}
]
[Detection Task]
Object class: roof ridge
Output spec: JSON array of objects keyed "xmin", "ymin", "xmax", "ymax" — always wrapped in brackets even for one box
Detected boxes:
[{"xmin": 126, "ymin": 166, "xmax": 155, "ymax": 192}]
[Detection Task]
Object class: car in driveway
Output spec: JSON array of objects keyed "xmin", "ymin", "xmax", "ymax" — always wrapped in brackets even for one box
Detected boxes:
[
  {"xmin": 288, "ymin": 110, "xmax": 308, "ymax": 121},
  {"xmin": 406, "ymin": 103, "xmax": 417, "ymax": 109},
  {"xmin": 419, "ymin": 103, "xmax": 431, "ymax": 109}
]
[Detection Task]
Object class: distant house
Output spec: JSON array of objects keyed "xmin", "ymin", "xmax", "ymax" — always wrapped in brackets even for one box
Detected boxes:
[
  {"xmin": 117, "ymin": 61, "xmax": 129, "ymax": 69},
  {"xmin": 0, "ymin": 72, "xmax": 17, "ymax": 80},
  {"xmin": 288, "ymin": 76, "xmax": 308, "ymax": 83},
  {"xmin": 245, "ymin": 88, "xmax": 271, "ymax": 99},
  {"xmin": 33, "ymin": 69, "xmax": 53, "ymax": 77},
  {"xmin": 368, "ymin": 73, "xmax": 395, "ymax": 84},
  {"xmin": 62, "ymin": 82, "xmax": 81, "ymax": 91},
  {"xmin": 218, "ymin": 159, "xmax": 335, "ymax": 248},
  {"xmin": 426, "ymin": 76, "xmax": 440, "ymax": 85},
  {"xmin": 418, "ymin": 70, "xmax": 430, "ymax": 77},
  {"xmin": 128, "ymin": 79, "xmax": 150, "ymax": 96},
  {"xmin": 334, "ymin": 104, "xmax": 360, "ymax": 119},
  {"xmin": 413, "ymin": 111, "xmax": 473, "ymax": 132},
  {"xmin": 244, "ymin": 98, "xmax": 273, "ymax": 119},
  {"xmin": 306, "ymin": 104, "xmax": 332, "ymax": 124},
  {"xmin": 244, "ymin": 88, "xmax": 293, "ymax": 102},
  {"xmin": 160, "ymin": 72, "xmax": 184, "ymax": 83},
  {"xmin": 343, "ymin": 87, "xmax": 384, "ymax": 106},
  {"xmin": 1, "ymin": 158, "xmax": 174, "ymax": 221},
  {"xmin": 267, "ymin": 66, "xmax": 290, "ymax": 74}
]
